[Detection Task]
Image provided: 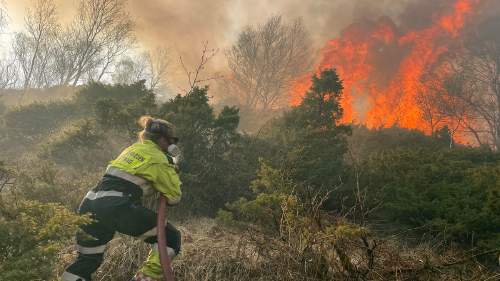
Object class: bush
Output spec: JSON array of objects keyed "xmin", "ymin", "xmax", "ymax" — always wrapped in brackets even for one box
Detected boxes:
[
  {"xmin": 362, "ymin": 148, "xmax": 500, "ymax": 250},
  {"xmin": 0, "ymin": 199, "xmax": 89, "ymax": 281},
  {"xmin": 348, "ymin": 125, "xmax": 452, "ymax": 159},
  {"xmin": 12, "ymin": 160, "xmax": 98, "ymax": 208},
  {"xmin": 159, "ymin": 86, "xmax": 257, "ymax": 216},
  {"xmin": 260, "ymin": 69, "xmax": 350, "ymax": 194},
  {"xmin": 42, "ymin": 119, "xmax": 110, "ymax": 170},
  {"xmin": 2, "ymin": 101, "xmax": 77, "ymax": 143},
  {"xmin": 76, "ymin": 80, "xmax": 156, "ymax": 137},
  {"xmin": 75, "ymin": 80, "xmax": 155, "ymax": 108}
]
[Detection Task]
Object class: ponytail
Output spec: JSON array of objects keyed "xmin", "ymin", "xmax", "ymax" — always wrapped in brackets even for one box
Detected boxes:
[
  {"xmin": 138, "ymin": 115, "xmax": 153, "ymax": 129},
  {"xmin": 138, "ymin": 115, "xmax": 154, "ymax": 142}
]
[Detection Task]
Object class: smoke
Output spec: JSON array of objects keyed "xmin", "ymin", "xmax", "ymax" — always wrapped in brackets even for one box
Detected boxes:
[
  {"xmin": 2, "ymin": 0, "xmax": 435, "ymax": 69},
  {"xmin": 129, "ymin": 0, "xmax": 417, "ymax": 56},
  {"xmin": 125, "ymin": 0, "xmax": 423, "ymax": 91},
  {"xmin": 6, "ymin": 0, "xmax": 497, "ymax": 93},
  {"xmin": 2, "ymin": 0, "xmax": 490, "ymax": 56}
]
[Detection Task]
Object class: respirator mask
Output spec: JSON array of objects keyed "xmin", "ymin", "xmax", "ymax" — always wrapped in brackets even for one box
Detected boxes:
[{"xmin": 167, "ymin": 143, "xmax": 182, "ymax": 165}]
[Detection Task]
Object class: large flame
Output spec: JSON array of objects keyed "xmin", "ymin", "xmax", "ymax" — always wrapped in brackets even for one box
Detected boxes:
[{"xmin": 291, "ymin": 0, "xmax": 481, "ymax": 137}]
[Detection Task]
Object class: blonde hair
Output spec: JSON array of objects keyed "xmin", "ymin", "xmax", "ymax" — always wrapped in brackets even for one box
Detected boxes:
[{"xmin": 138, "ymin": 115, "xmax": 154, "ymax": 142}]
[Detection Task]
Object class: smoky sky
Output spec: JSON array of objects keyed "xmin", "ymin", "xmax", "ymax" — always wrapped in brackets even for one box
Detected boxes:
[
  {"xmin": 128, "ymin": 0, "xmax": 416, "ymax": 62},
  {"xmin": 4, "ymin": 0, "xmax": 496, "ymax": 92},
  {"xmin": 4, "ymin": 0, "xmax": 417, "ymax": 61},
  {"xmin": 125, "ymin": 0, "xmax": 419, "ymax": 88}
]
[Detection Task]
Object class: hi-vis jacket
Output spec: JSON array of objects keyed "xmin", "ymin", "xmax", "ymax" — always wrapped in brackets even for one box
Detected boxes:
[{"xmin": 108, "ymin": 140, "xmax": 182, "ymax": 204}]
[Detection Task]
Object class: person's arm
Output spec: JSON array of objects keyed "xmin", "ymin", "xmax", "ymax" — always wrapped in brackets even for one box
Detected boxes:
[{"xmin": 140, "ymin": 163, "xmax": 182, "ymax": 205}]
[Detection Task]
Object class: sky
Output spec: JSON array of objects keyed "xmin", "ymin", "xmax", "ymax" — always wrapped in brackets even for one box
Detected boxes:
[{"xmin": 0, "ymin": 0, "xmax": 413, "ymax": 60}]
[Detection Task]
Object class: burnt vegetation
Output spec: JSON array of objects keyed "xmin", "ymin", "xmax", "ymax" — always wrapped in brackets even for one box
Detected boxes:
[{"xmin": 1, "ymin": 1, "xmax": 500, "ymax": 281}]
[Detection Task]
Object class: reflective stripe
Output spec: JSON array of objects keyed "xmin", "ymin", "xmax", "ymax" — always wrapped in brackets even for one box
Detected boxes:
[
  {"xmin": 61, "ymin": 271, "xmax": 86, "ymax": 281},
  {"xmin": 77, "ymin": 244, "xmax": 106, "ymax": 254},
  {"xmin": 106, "ymin": 166, "xmax": 149, "ymax": 187},
  {"xmin": 84, "ymin": 190, "xmax": 124, "ymax": 200},
  {"xmin": 152, "ymin": 243, "xmax": 176, "ymax": 258},
  {"xmin": 139, "ymin": 227, "xmax": 158, "ymax": 240}
]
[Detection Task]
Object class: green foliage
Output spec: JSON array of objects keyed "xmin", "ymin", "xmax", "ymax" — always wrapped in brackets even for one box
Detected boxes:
[
  {"xmin": 0, "ymin": 80, "xmax": 160, "ymax": 171},
  {"xmin": 159, "ymin": 86, "xmax": 259, "ymax": 216},
  {"xmin": 222, "ymin": 157, "xmax": 373, "ymax": 279},
  {"xmin": 0, "ymin": 199, "xmax": 89, "ymax": 281},
  {"xmin": 362, "ymin": 147, "xmax": 500, "ymax": 249},
  {"xmin": 83, "ymin": 80, "xmax": 156, "ymax": 136},
  {"xmin": 2, "ymin": 101, "xmax": 77, "ymax": 143},
  {"xmin": 224, "ymin": 160, "xmax": 298, "ymax": 232},
  {"xmin": 2, "ymin": 67, "xmax": 500, "ymax": 280},
  {"xmin": 263, "ymin": 68, "xmax": 351, "ymax": 195},
  {"xmin": 215, "ymin": 209, "xmax": 236, "ymax": 226},
  {"xmin": 75, "ymin": 80, "xmax": 155, "ymax": 109},
  {"xmin": 293, "ymin": 68, "xmax": 345, "ymax": 128},
  {"xmin": 349, "ymin": 125, "xmax": 452, "ymax": 158},
  {"xmin": 12, "ymin": 160, "xmax": 96, "ymax": 208},
  {"xmin": 42, "ymin": 119, "xmax": 110, "ymax": 169},
  {"xmin": 224, "ymin": 69, "xmax": 352, "ymax": 232}
]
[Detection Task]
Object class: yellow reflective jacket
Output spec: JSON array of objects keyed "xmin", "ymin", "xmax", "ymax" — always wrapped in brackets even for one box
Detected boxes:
[{"xmin": 108, "ymin": 140, "xmax": 182, "ymax": 204}]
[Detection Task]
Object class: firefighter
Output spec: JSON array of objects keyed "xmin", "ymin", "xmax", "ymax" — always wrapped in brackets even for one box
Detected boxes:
[{"xmin": 61, "ymin": 116, "xmax": 182, "ymax": 281}]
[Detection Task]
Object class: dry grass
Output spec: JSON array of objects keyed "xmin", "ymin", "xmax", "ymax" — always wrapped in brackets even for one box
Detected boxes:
[{"xmin": 55, "ymin": 218, "xmax": 499, "ymax": 281}]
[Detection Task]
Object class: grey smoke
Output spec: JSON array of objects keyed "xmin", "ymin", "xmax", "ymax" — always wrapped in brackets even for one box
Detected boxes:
[{"xmin": 6, "ymin": 0, "xmax": 497, "ymax": 93}]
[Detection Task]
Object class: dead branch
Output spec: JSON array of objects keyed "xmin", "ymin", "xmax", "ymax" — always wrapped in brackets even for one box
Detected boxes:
[{"xmin": 180, "ymin": 41, "xmax": 223, "ymax": 93}]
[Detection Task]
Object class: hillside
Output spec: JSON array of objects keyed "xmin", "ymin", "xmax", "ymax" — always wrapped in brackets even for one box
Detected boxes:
[{"xmin": 1, "ymin": 74, "xmax": 499, "ymax": 280}]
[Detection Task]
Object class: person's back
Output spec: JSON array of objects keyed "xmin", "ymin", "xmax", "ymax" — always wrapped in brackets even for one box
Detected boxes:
[{"xmin": 61, "ymin": 116, "xmax": 182, "ymax": 281}]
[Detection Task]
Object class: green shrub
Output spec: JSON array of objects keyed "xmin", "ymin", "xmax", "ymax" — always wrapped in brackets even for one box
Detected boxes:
[
  {"xmin": 3, "ymin": 101, "xmax": 77, "ymax": 143},
  {"xmin": 159, "ymin": 86, "xmax": 257, "ymax": 216},
  {"xmin": 76, "ymin": 81, "xmax": 156, "ymax": 137},
  {"xmin": 0, "ymin": 199, "xmax": 89, "ymax": 281},
  {"xmin": 260, "ymin": 69, "xmax": 350, "ymax": 194},
  {"xmin": 42, "ymin": 119, "xmax": 110, "ymax": 169},
  {"xmin": 363, "ymin": 148, "xmax": 500, "ymax": 249}
]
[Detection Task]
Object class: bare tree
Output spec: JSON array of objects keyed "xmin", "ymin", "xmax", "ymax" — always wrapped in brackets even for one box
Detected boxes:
[
  {"xmin": 111, "ymin": 55, "xmax": 147, "ymax": 85},
  {"xmin": 441, "ymin": 69, "xmax": 488, "ymax": 146},
  {"xmin": 432, "ymin": 19, "xmax": 500, "ymax": 149},
  {"xmin": 61, "ymin": 0, "xmax": 133, "ymax": 86},
  {"xmin": 0, "ymin": 1, "xmax": 7, "ymax": 33},
  {"xmin": 93, "ymin": 32, "xmax": 130, "ymax": 82},
  {"xmin": 0, "ymin": 59, "xmax": 18, "ymax": 89},
  {"xmin": 416, "ymin": 85, "xmax": 446, "ymax": 135},
  {"xmin": 465, "ymin": 29, "xmax": 500, "ymax": 149},
  {"xmin": 418, "ymin": 61, "xmax": 485, "ymax": 147},
  {"xmin": 0, "ymin": 4, "xmax": 16, "ymax": 91},
  {"xmin": 8, "ymin": 0, "xmax": 132, "ymax": 89},
  {"xmin": 226, "ymin": 16, "xmax": 312, "ymax": 111},
  {"xmin": 48, "ymin": 31, "xmax": 80, "ymax": 86},
  {"xmin": 180, "ymin": 41, "xmax": 222, "ymax": 93},
  {"xmin": 146, "ymin": 47, "xmax": 169, "ymax": 91},
  {"xmin": 112, "ymin": 48, "xmax": 169, "ymax": 90},
  {"xmin": 13, "ymin": 0, "xmax": 58, "ymax": 90}
]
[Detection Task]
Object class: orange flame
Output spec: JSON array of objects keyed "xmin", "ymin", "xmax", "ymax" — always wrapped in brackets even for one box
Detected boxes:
[{"xmin": 290, "ymin": 0, "xmax": 481, "ymax": 138}]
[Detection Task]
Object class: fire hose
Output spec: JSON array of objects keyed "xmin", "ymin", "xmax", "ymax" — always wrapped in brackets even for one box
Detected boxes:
[{"xmin": 157, "ymin": 195, "xmax": 175, "ymax": 281}]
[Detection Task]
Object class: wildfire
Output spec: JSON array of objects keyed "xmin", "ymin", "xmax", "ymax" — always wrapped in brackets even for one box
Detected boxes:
[{"xmin": 290, "ymin": 0, "xmax": 481, "ymax": 136}]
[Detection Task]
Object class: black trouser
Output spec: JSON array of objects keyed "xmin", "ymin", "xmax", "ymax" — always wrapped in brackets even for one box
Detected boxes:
[{"xmin": 63, "ymin": 196, "xmax": 181, "ymax": 281}]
